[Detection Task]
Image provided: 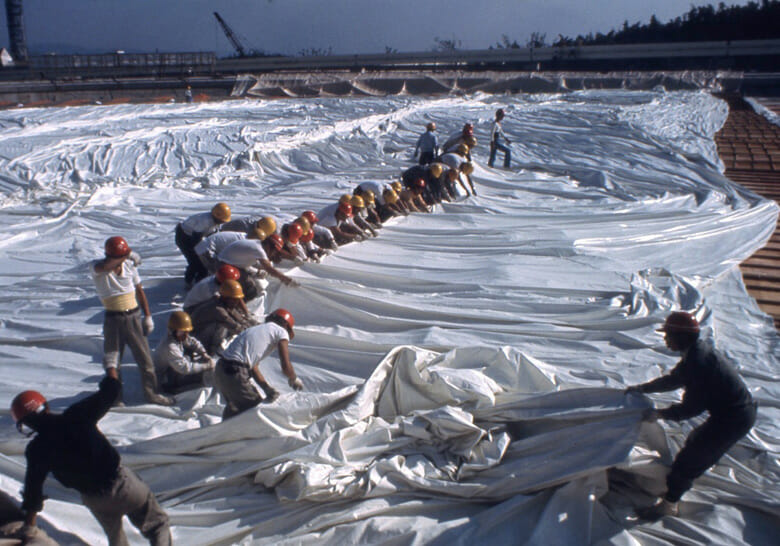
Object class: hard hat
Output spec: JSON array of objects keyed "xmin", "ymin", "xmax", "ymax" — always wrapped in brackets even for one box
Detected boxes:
[
  {"xmin": 465, "ymin": 135, "xmax": 477, "ymax": 147},
  {"xmin": 338, "ymin": 202, "xmax": 353, "ymax": 217},
  {"xmin": 339, "ymin": 194, "xmax": 353, "ymax": 205},
  {"xmin": 11, "ymin": 390, "xmax": 47, "ymax": 425},
  {"xmin": 256, "ymin": 216, "xmax": 277, "ymax": 236},
  {"xmin": 211, "ymin": 202, "xmax": 232, "ymax": 223},
  {"xmin": 300, "ymin": 229, "xmax": 314, "ymax": 243},
  {"xmin": 250, "ymin": 227, "xmax": 269, "ymax": 241},
  {"xmin": 267, "ymin": 233, "xmax": 284, "ymax": 251},
  {"xmin": 461, "ymin": 162, "xmax": 474, "ymax": 175},
  {"xmin": 429, "ymin": 163, "xmax": 443, "ymax": 178},
  {"xmin": 168, "ymin": 310, "xmax": 193, "ymax": 332},
  {"xmin": 295, "ymin": 216, "xmax": 311, "ymax": 235},
  {"xmin": 659, "ymin": 312, "xmax": 700, "ymax": 334},
  {"xmin": 216, "ymin": 264, "xmax": 241, "ymax": 283},
  {"xmin": 383, "ymin": 189, "xmax": 399, "ymax": 204},
  {"xmin": 105, "ymin": 236, "xmax": 131, "ymax": 258},
  {"xmin": 391, "ymin": 181, "xmax": 402, "ymax": 193},
  {"xmin": 456, "ymin": 143, "xmax": 470, "ymax": 155},
  {"xmin": 302, "ymin": 210, "xmax": 319, "ymax": 225},
  {"xmin": 414, "ymin": 178, "xmax": 426, "ymax": 189},
  {"xmin": 362, "ymin": 189, "xmax": 376, "ymax": 206},
  {"xmin": 426, "ymin": 122, "xmax": 436, "ymax": 131},
  {"xmin": 219, "ymin": 279, "xmax": 245, "ymax": 299},
  {"xmin": 350, "ymin": 195, "xmax": 365, "ymax": 209},
  {"xmin": 284, "ymin": 222, "xmax": 303, "ymax": 245},
  {"xmin": 447, "ymin": 169, "xmax": 458, "ymax": 181},
  {"xmin": 267, "ymin": 308, "xmax": 295, "ymax": 338}
]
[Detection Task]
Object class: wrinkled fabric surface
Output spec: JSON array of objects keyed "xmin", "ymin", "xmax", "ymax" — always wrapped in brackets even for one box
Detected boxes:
[{"xmin": 0, "ymin": 90, "xmax": 778, "ymax": 545}]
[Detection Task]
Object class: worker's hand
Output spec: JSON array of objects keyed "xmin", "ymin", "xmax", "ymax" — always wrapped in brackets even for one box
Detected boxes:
[
  {"xmin": 642, "ymin": 408, "xmax": 660, "ymax": 422},
  {"xmin": 283, "ymin": 277, "xmax": 300, "ymax": 287},
  {"xmin": 128, "ymin": 250, "xmax": 142, "ymax": 266},
  {"xmin": 142, "ymin": 316, "xmax": 154, "ymax": 336},
  {"xmin": 207, "ymin": 359, "xmax": 217, "ymax": 371},
  {"xmin": 288, "ymin": 377, "xmax": 304, "ymax": 391}
]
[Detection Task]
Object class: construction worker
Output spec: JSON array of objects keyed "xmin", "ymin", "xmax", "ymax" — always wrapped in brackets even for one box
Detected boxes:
[
  {"xmin": 183, "ymin": 264, "xmax": 242, "ymax": 315},
  {"xmin": 402, "ymin": 162, "xmax": 445, "ymax": 204},
  {"xmin": 350, "ymin": 195, "xmax": 379, "ymax": 236},
  {"xmin": 625, "ymin": 311, "xmax": 757, "ymax": 519},
  {"xmin": 441, "ymin": 122, "xmax": 475, "ymax": 156},
  {"xmin": 220, "ymin": 214, "xmax": 272, "ymax": 236},
  {"xmin": 184, "ymin": 85, "xmax": 193, "ymax": 103},
  {"xmin": 318, "ymin": 200, "xmax": 364, "ymax": 245},
  {"xmin": 175, "ymin": 203, "xmax": 231, "ymax": 286},
  {"xmin": 214, "ymin": 309, "xmax": 303, "ymax": 420},
  {"xmin": 154, "ymin": 311, "xmax": 216, "ymax": 394},
  {"xmin": 92, "ymin": 237, "xmax": 174, "ymax": 406},
  {"xmin": 194, "ymin": 229, "xmax": 245, "ymax": 275},
  {"xmin": 441, "ymin": 152, "xmax": 476, "ymax": 196},
  {"xmin": 398, "ymin": 181, "xmax": 431, "ymax": 213},
  {"xmin": 488, "ymin": 108, "xmax": 512, "ymax": 169},
  {"xmin": 357, "ymin": 181, "xmax": 404, "ymax": 221},
  {"xmin": 10, "ymin": 376, "xmax": 171, "ymax": 545},
  {"xmin": 414, "ymin": 122, "xmax": 439, "ymax": 165},
  {"xmin": 191, "ymin": 279, "xmax": 259, "ymax": 356},
  {"xmin": 353, "ymin": 188, "xmax": 383, "ymax": 227}
]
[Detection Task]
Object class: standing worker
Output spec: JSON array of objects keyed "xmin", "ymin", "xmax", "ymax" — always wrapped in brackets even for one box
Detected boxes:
[
  {"xmin": 175, "ymin": 203, "xmax": 232, "ymax": 287},
  {"xmin": 10, "ymin": 375, "xmax": 171, "ymax": 545},
  {"xmin": 414, "ymin": 122, "xmax": 439, "ymax": 165},
  {"xmin": 488, "ymin": 108, "xmax": 511, "ymax": 169},
  {"xmin": 625, "ymin": 311, "xmax": 757, "ymax": 519},
  {"xmin": 214, "ymin": 309, "xmax": 304, "ymax": 420},
  {"xmin": 92, "ymin": 237, "xmax": 174, "ymax": 406}
]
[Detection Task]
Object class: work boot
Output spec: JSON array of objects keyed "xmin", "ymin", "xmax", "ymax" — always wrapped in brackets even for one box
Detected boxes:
[
  {"xmin": 636, "ymin": 498, "xmax": 678, "ymax": 520},
  {"xmin": 146, "ymin": 393, "xmax": 176, "ymax": 407}
]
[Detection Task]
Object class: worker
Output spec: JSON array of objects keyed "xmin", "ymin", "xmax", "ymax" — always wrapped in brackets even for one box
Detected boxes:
[
  {"xmin": 10, "ymin": 376, "xmax": 171, "ymax": 545},
  {"xmin": 175, "ymin": 203, "xmax": 231, "ymax": 286},
  {"xmin": 353, "ymin": 188, "xmax": 383, "ymax": 227},
  {"xmin": 440, "ymin": 152, "xmax": 477, "ymax": 196},
  {"xmin": 357, "ymin": 181, "xmax": 404, "ymax": 221},
  {"xmin": 280, "ymin": 222, "xmax": 308, "ymax": 263},
  {"xmin": 414, "ymin": 122, "xmax": 438, "ymax": 165},
  {"xmin": 191, "ymin": 279, "xmax": 259, "ymax": 356},
  {"xmin": 182, "ymin": 264, "xmax": 242, "ymax": 314},
  {"xmin": 402, "ymin": 162, "xmax": 445, "ymax": 204},
  {"xmin": 184, "ymin": 85, "xmax": 193, "ymax": 103},
  {"xmin": 318, "ymin": 201, "xmax": 364, "ymax": 245},
  {"xmin": 350, "ymin": 195, "xmax": 379, "ymax": 236},
  {"xmin": 214, "ymin": 309, "xmax": 304, "ymax": 420},
  {"xmin": 92, "ymin": 237, "xmax": 174, "ymax": 406},
  {"xmin": 154, "ymin": 311, "xmax": 216, "ymax": 394},
  {"xmin": 488, "ymin": 108, "xmax": 512, "ymax": 169},
  {"xmin": 441, "ymin": 122, "xmax": 475, "ymax": 156},
  {"xmin": 220, "ymin": 214, "xmax": 274, "ymax": 236},
  {"xmin": 194, "ymin": 230, "xmax": 246, "ymax": 275},
  {"xmin": 625, "ymin": 311, "xmax": 757, "ymax": 519},
  {"xmin": 398, "ymin": 180, "xmax": 431, "ymax": 213}
]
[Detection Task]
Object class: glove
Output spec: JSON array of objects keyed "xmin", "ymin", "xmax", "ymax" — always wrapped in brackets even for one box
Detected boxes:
[
  {"xmin": 289, "ymin": 377, "xmax": 304, "ymax": 391},
  {"xmin": 128, "ymin": 250, "xmax": 142, "ymax": 266},
  {"xmin": 142, "ymin": 316, "xmax": 154, "ymax": 336}
]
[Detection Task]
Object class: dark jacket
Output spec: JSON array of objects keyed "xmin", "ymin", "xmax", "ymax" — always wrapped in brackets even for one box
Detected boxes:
[
  {"xmin": 639, "ymin": 340, "xmax": 754, "ymax": 421},
  {"xmin": 22, "ymin": 376, "xmax": 121, "ymax": 513}
]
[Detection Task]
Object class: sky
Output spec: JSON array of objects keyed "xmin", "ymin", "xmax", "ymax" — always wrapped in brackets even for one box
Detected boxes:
[{"xmin": 0, "ymin": 1, "xmax": 757, "ymax": 57}]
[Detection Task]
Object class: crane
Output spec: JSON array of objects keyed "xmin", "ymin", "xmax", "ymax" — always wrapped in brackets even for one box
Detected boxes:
[{"xmin": 213, "ymin": 11, "xmax": 247, "ymax": 57}]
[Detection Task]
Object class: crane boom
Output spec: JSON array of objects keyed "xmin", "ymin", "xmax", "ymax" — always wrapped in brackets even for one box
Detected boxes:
[{"xmin": 213, "ymin": 11, "xmax": 247, "ymax": 57}]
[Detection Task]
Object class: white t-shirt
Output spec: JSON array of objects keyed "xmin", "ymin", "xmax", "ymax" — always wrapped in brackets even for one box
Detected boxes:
[
  {"xmin": 91, "ymin": 260, "xmax": 140, "ymax": 299},
  {"xmin": 183, "ymin": 276, "xmax": 219, "ymax": 310},
  {"xmin": 222, "ymin": 322, "xmax": 289, "ymax": 368},
  {"xmin": 358, "ymin": 181, "xmax": 391, "ymax": 205},
  {"xmin": 317, "ymin": 203, "xmax": 341, "ymax": 228},
  {"xmin": 180, "ymin": 212, "xmax": 220, "ymax": 237},
  {"xmin": 440, "ymin": 152, "xmax": 465, "ymax": 171},
  {"xmin": 217, "ymin": 239, "xmax": 267, "ymax": 269},
  {"xmin": 312, "ymin": 224, "xmax": 336, "ymax": 248},
  {"xmin": 195, "ymin": 231, "xmax": 245, "ymax": 258}
]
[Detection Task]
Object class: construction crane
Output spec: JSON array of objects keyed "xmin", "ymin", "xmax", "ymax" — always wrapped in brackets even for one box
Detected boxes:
[{"xmin": 213, "ymin": 11, "xmax": 248, "ymax": 57}]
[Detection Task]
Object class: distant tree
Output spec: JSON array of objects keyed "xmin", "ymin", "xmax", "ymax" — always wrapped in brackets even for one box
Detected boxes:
[
  {"xmin": 298, "ymin": 46, "xmax": 333, "ymax": 57},
  {"xmin": 385, "ymin": 46, "xmax": 398, "ymax": 54},
  {"xmin": 526, "ymin": 32, "xmax": 547, "ymax": 48},
  {"xmin": 494, "ymin": 34, "xmax": 521, "ymax": 49},
  {"xmin": 433, "ymin": 37, "xmax": 461, "ymax": 52}
]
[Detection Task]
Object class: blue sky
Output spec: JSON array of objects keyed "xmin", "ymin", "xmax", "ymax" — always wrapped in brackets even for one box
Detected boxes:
[{"xmin": 1, "ymin": 1, "xmax": 756, "ymax": 57}]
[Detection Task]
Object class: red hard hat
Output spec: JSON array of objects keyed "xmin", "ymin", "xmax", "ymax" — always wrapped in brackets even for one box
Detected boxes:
[
  {"xmin": 269, "ymin": 308, "xmax": 295, "ymax": 338},
  {"xmin": 338, "ymin": 202, "xmax": 353, "ymax": 218},
  {"xmin": 11, "ymin": 390, "xmax": 47, "ymax": 423},
  {"xmin": 660, "ymin": 312, "xmax": 700, "ymax": 334},
  {"xmin": 267, "ymin": 233, "xmax": 284, "ymax": 251},
  {"xmin": 414, "ymin": 178, "xmax": 426, "ymax": 189},
  {"xmin": 300, "ymin": 229, "xmax": 314, "ymax": 243},
  {"xmin": 302, "ymin": 210, "xmax": 319, "ymax": 225},
  {"xmin": 105, "ymin": 236, "xmax": 131, "ymax": 258},
  {"xmin": 285, "ymin": 223, "xmax": 303, "ymax": 245},
  {"xmin": 216, "ymin": 264, "xmax": 241, "ymax": 283}
]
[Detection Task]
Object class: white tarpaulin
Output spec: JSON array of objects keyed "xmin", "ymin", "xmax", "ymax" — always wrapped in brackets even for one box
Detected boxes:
[{"xmin": 0, "ymin": 90, "xmax": 778, "ymax": 544}]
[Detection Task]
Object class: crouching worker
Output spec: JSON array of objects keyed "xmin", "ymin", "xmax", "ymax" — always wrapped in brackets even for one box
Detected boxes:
[
  {"xmin": 154, "ymin": 311, "xmax": 216, "ymax": 394},
  {"xmin": 625, "ymin": 311, "xmax": 757, "ymax": 520},
  {"xmin": 215, "ymin": 309, "xmax": 304, "ymax": 420},
  {"xmin": 10, "ymin": 376, "xmax": 171, "ymax": 545},
  {"xmin": 191, "ymin": 279, "xmax": 258, "ymax": 356}
]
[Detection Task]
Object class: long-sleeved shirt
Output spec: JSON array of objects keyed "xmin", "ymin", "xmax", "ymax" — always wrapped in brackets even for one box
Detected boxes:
[
  {"xmin": 637, "ymin": 340, "xmax": 754, "ymax": 421},
  {"xmin": 415, "ymin": 130, "xmax": 438, "ymax": 155},
  {"xmin": 23, "ymin": 376, "xmax": 121, "ymax": 513},
  {"xmin": 154, "ymin": 333, "xmax": 212, "ymax": 376}
]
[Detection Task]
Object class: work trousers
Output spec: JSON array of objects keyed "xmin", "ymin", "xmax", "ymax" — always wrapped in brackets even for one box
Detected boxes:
[
  {"xmin": 175, "ymin": 223, "xmax": 208, "ymax": 284},
  {"xmin": 488, "ymin": 141, "xmax": 511, "ymax": 168},
  {"xmin": 161, "ymin": 368, "xmax": 206, "ymax": 395},
  {"xmin": 214, "ymin": 359, "xmax": 263, "ymax": 420},
  {"xmin": 665, "ymin": 403, "xmax": 757, "ymax": 502},
  {"xmin": 418, "ymin": 151, "xmax": 435, "ymax": 165},
  {"xmin": 103, "ymin": 309, "xmax": 159, "ymax": 403},
  {"xmin": 81, "ymin": 466, "xmax": 171, "ymax": 546}
]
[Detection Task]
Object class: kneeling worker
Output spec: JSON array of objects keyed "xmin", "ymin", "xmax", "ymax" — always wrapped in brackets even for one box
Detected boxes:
[
  {"xmin": 10, "ymin": 376, "xmax": 171, "ymax": 545},
  {"xmin": 154, "ymin": 311, "xmax": 216, "ymax": 394},
  {"xmin": 625, "ymin": 311, "xmax": 757, "ymax": 519},
  {"xmin": 215, "ymin": 309, "xmax": 304, "ymax": 420}
]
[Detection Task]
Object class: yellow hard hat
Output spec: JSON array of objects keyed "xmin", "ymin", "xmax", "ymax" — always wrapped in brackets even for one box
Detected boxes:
[
  {"xmin": 426, "ymin": 122, "xmax": 436, "ymax": 131},
  {"xmin": 219, "ymin": 279, "xmax": 245, "ymax": 299},
  {"xmin": 295, "ymin": 216, "xmax": 311, "ymax": 235},
  {"xmin": 211, "ymin": 202, "xmax": 231, "ymax": 223},
  {"xmin": 429, "ymin": 163, "xmax": 443, "ymax": 178},
  {"xmin": 350, "ymin": 195, "xmax": 365, "ymax": 209},
  {"xmin": 456, "ymin": 143, "xmax": 469, "ymax": 155},
  {"xmin": 461, "ymin": 162, "xmax": 474, "ymax": 175},
  {"xmin": 250, "ymin": 227, "xmax": 269, "ymax": 241},
  {"xmin": 465, "ymin": 135, "xmax": 477, "ymax": 148},
  {"xmin": 391, "ymin": 181, "xmax": 402, "ymax": 193},
  {"xmin": 339, "ymin": 194, "xmax": 353, "ymax": 205},
  {"xmin": 362, "ymin": 189, "xmax": 376, "ymax": 206},
  {"xmin": 383, "ymin": 189, "xmax": 399, "ymax": 205},
  {"xmin": 168, "ymin": 310, "xmax": 193, "ymax": 332},
  {"xmin": 256, "ymin": 216, "xmax": 277, "ymax": 235},
  {"xmin": 447, "ymin": 168, "xmax": 458, "ymax": 181}
]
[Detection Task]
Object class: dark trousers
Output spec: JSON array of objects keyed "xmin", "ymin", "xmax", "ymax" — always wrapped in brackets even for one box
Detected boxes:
[
  {"xmin": 175, "ymin": 223, "xmax": 208, "ymax": 285},
  {"xmin": 418, "ymin": 151, "xmax": 434, "ymax": 165},
  {"xmin": 488, "ymin": 141, "xmax": 511, "ymax": 168},
  {"xmin": 665, "ymin": 403, "xmax": 757, "ymax": 502}
]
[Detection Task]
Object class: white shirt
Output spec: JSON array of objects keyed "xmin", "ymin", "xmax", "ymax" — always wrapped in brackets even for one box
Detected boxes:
[
  {"xmin": 195, "ymin": 231, "xmax": 245, "ymax": 258},
  {"xmin": 91, "ymin": 260, "xmax": 140, "ymax": 299},
  {"xmin": 358, "ymin": 181, "xmax": 391, "ymax": 205},
  {"xmin": 183, "ymin": 276, "xmax": 219, "ymax": 310},
  {"xmin": 222, "ymin": 322, "xmax": 289, "ymax": 368},
  {"xmin": 180, "ymin": 212, "xmax": 220, "ymax": 237},
  {"xmin": 154, "ymin": 333, "xmax": 211, "ymax": 375},
  {"xmin": 312, "ymin": 224, "xmax": 336, "ymax": 247},
  {"xmin": 440, "ymin": 152, "xmax": 465, "ymax": 171},
  {"xmin": 217, "ymin": 239, "xmax": 267, "ymax": 269}
]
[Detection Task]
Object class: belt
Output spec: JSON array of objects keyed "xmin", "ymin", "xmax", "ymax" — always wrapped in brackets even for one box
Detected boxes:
[
  {"xmin": 105, "ymin": 307, "xmax": 140, "ymax": 316},
  {"xmin": 219, "ymin": 358, "xmax": 249, "ymax": 375}
]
